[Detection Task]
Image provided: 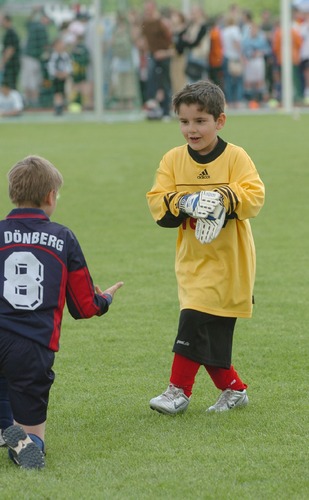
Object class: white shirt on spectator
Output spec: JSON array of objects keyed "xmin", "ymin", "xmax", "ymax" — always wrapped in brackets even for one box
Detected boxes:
[
  {"xmin": 221, "ymin": 25, "xmax": 242, "ymax": 60},
  {"xmin": 0, "ymin": 88, "xmax": 24, "ymax": 116}
]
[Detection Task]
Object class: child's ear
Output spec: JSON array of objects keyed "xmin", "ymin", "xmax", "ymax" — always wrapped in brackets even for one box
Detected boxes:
[
  {"xmin": 45, "ymin": 190, "xmax": 55, "ymax": 206},
  {"xmin": 216, "ymin": 113, "xmax": 226, "ymax": 130}
]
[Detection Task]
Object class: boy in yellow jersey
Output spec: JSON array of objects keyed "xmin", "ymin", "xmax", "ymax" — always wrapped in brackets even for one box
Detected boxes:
[{"xmin": 146, "ymin": 80, "xmax": 265, "ymax": 414}]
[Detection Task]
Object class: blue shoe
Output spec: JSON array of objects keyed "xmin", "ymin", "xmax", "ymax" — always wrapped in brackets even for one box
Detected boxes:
[{"xmin": 3, "ymin": 425, "xmax": 45, "ymax": 469}]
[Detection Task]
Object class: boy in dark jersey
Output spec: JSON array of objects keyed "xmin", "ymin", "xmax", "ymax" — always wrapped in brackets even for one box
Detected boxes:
[
  {"xmin": 146, "ymin": 80, "xmax": 264, "ymax": 415},
  {"xmin": 0, "ymin": 155, "xmax": 123, "ymax": 468}
]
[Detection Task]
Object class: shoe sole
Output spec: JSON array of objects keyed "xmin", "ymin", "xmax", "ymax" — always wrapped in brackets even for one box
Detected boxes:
[
  {"xmin": 3, "ymin": 426, "xmax": 45, "ymax": 469},
  {"xmin": 150, "ymin": 403, "xmax": 189, "ymax": 416}
]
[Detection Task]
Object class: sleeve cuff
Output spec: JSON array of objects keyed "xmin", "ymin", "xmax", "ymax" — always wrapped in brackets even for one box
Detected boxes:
[{"xmin": 100, "ymin": 293, "xmax": 113, "ymax": 306}]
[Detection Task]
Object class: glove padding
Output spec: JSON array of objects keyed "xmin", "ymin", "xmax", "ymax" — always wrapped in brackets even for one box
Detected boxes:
[
  {"xmin": 195, "ymin": 204, "xmax": 226, "ymax": 244},
  {"xmin": 179, "ymin": 191, "xmax": 222, "ymax": 218}
]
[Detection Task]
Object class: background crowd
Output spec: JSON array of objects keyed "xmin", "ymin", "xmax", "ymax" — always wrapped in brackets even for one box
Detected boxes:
[{"xmin": 1, "ymin": 1, "xmax": 309, "ymax": 117}]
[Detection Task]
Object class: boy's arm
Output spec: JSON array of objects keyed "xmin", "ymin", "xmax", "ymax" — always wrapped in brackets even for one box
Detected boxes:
[
  {"xmin": 214, "ymin": 148, "xmax": 265, "ymax": 221},
  {"xmin": 66, "ymin": 267, "xmax": 110, "ymax": 319},
  {"xmin": 65, "ymin": 233, "xmax": 123, "ymax": 319},
  {"xmin": 146, "ymin": 157, "xmax": 188, "ymax": 228},
  {"xmin": 146, "ymin": 162, "xmax": 222, "ymax": 227},
  {"xmin": 94, "ymin": 282, "xmax": 124, "ymax": 306},
  {"xmin": 150, "ymin": 191, "xmax": 188, "ymax": 228},
  {"xmin": 147, "ymin": 146, "xmax": 264, "ymax": 226}
]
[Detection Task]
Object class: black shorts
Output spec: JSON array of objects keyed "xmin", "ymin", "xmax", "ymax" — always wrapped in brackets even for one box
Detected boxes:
[
  {"xmin": 173, "ymin": 309, "xmax": 237, "ymax": 369},
  {"xmin": 0, "ymin": 331, "xmax": 55, "ymax": 426},
  {"xmin": 3, "ymin": 63, "xmax": 20, "ymax": 89},
  {"xmin": 52, "ymin": 78, "xmax": 66, "ymax": 95}
]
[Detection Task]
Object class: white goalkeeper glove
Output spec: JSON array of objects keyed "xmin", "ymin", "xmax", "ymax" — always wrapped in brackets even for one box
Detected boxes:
[
  {"xmin": 179, "ymin": 191, "xmax": 222, "ymax": 219},
  {"xmin": 195, "ymin": 204, "xmax": 226, "ymax": 244}
]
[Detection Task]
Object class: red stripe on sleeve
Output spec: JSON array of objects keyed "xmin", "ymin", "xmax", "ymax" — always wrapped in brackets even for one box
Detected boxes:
[
  {"xmin": 49, "ymin": 267, "xmax": 68, "ymax": 351},
  {"xmin": 67, "ymin": 267, "xmax": 101, "ymax": 318}
]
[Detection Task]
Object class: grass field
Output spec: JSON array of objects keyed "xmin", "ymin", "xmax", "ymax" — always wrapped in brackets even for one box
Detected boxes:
[{"xmin": 0, "ymin": 113, "xmax": 308, "ymax": 499}]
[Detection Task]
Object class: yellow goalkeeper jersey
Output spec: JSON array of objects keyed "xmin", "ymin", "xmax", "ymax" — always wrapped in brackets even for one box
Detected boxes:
[{"xmin": 146, "ymin": 137, "xmax": 265, "ymax": 318}]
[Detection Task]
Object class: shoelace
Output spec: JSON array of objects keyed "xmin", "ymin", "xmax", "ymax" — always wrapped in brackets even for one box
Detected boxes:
[
  {"xmin": 163, "ymin": 385, "xmax": 179, "ymax": 400},
  {"xmin": 215, "ymin": 389, "xmax": 233, "ymax": 406}
]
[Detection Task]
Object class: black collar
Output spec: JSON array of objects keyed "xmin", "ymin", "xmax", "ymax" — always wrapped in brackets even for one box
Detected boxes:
[{"xmin": 188, "ymin": 136, "xmax": 227, "ymax": 164}]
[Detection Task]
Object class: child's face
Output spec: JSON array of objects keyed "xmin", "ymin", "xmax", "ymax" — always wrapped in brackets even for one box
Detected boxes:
[
  {"xmin": 177, "ymin": 103, "xmax": 226, "ymax": 155},
  {"xmin": 0, "ymin": 85, "xmax": 10, "ymax": 96},
  {"xmin": 54, "ymin": 40, "xmax": 65, "ymax": 52}
]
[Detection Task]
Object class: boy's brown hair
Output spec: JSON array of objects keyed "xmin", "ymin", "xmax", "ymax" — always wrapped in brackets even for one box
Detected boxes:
[
  {"xmin": 8, "ymin": 155, "xmax": 63, "ymax": 207},
  {"xmin": 172, "ymin": 80, "xmax": 226, "ymax": 120}
]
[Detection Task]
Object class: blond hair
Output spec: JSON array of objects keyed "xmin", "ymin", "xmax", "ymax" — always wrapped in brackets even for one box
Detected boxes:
[{"xmin": 8, "ymin": 155, "xmax": 63, "ymax": 207}]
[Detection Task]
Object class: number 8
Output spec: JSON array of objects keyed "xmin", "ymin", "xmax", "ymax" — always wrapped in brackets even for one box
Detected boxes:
[{"xmin": 3, "ymin": 252, "xmax": 44, "ymax": 310}]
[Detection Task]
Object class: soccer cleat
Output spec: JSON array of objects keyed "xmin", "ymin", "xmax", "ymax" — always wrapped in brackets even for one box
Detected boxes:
[
  {"xmin": 150, "ymin": 384, "xmax": 190, "ymax": 415},
  {"xmin": 3, "ymin": 425, "xmax": 45, "ymax": 469},
  {"xmin": 0, "ymin": 429, "xmax": 6, "ymax": 447},
  {"xmin": 207, "ymin": 389, "xmax": 249, "ymax": 413}
]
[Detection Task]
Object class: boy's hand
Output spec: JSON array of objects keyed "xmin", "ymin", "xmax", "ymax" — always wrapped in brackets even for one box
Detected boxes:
[
  {"xmin": 179, "ymin": 191, "xmax": 222, "ymax": 218},
  {"xmin": 95, "ymin": 282, "xmax": 124, "ymax": 305},
  {"xmin": 195, "ymin": 205, "xmax": 226, "ymax": 244}
]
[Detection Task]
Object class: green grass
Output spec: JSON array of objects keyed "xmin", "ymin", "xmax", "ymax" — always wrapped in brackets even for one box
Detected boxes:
[{"xmin": 0, "ymin": 114, "xmax": 308, "ymax": 499}]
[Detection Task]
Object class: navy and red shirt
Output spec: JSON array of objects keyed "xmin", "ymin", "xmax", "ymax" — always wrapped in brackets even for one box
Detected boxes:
[{"xmin": 0, "ymin": 208, "xmax": 109, "ymax": 351}]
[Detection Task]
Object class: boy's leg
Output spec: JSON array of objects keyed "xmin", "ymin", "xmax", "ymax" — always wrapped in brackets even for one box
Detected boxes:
[
  {"xmin": 0, "ymin": 375, "xmax": 14, "ymax": 428},
  {"xmin": 205, "ymin": 365, "xmax": 248, "ymax": 412},
  {"xmin": 205, "ymin": 364, "xmax": 247, "ymax": 391},
  {"xmin": 149, "ymin": 353, "xmax": 200, "ymax": 415},
  {"xmin": 1, "ymin": 334, "xmax": 54, "ymax": 466},
  {"xmin": 170, "ymin": 353, "xmax": 201, "ymax": 397},
  {"xmin": 15, "ymin": 422, "xmax": 46, "ymax": 444},
  {"xmin": 0, "ymin": 375, "xmax": 14, "ymax": 446}
]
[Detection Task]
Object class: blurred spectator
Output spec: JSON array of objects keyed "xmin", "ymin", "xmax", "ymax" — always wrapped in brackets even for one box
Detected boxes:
[
  {"xmin": 20, "ymin": 8, "xmax": 50, "ymax": 108},
  {"xmin": 70, "ymin": 34, "xmax": 91, "ymax": 109},
  {"xmin": 141, "ymin": 0, "xmax": 173, "ymax": 119},
  {"xmin": 272, "ymin": 21, "xmax": 303, "ymax": 102},
  {"xmin": 101, "ymin": 14, "xmax": 116, "ymax": 107},
  {"xmin": 82, "ymin": 14, "xmax": 97, "ymax": 110},
  {"xmin": 109, "ymin": 13, "xmax": 137, "ymax": 109},
  {"xmin": 59, "ymin": 21, "xmax": 76, "ymax": 50},
  {"xmin": 48, "ymin": 38, "xmax": 72, "ymax": 115},
  {"xmin": 0, "ymin": 15, "xmax": 20, "ymax": 90},
  {"xmin": 127, "ymin": 8, "xmax": 148, "ymax": 104},
  {"xmin": 226, "ymin": 3, "xmax": 243, "ymax": 26},
  {"xmin": 208, "ymin": 16, "xmax": 224, "ymax": 88},
  {"xmin": 0, "ymin": 81, "xmax": 23, "ymax": 117},
  {"xmin": 181, "ymin": 4, "xmax": 210, "ymax": 83},
  {"xmin": 242, "ymin": 21, "xmax": 270, "ymax": 106},
  {"xmin": 170, "ymin": 9, "xmax": 187, "ymax": 93},
  {"xmin": 260, "ymin": 9, "xmax": 275, "ymax": 99},
  {"xmin": 221, "ymin": 15, "xmax": 244, "ymax": 108},
  {"xmin": 67, "ymin": 12, "xmax": 87, "ymax": 43},
  {"xmin": 241, "ymin": 9, "xmax": 254, "ymax": 37},
  {"xmin": 298, "ymin": 12, "xmax": 309, "ymax": 103},
  {"xmin": 133, "ymin": 32, "xmax": 148, "ymax": 105},
  {"xmin": 58, "ymin": 14, "xmax": 93, "ymax": 110}
]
